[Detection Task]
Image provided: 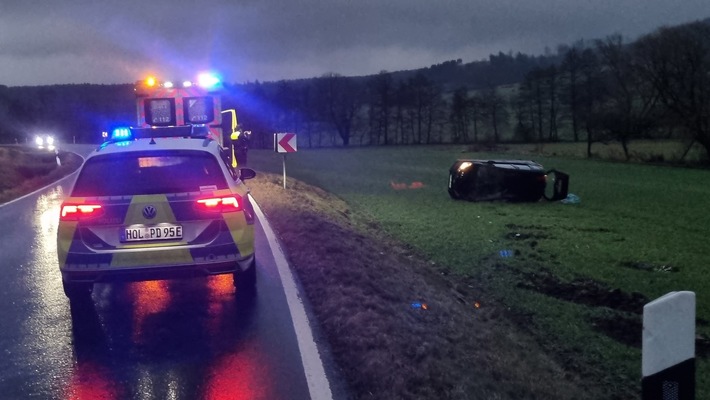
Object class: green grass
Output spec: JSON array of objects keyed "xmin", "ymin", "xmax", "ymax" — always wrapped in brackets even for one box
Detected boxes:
[{"xmin": 248, "ymin": 144, "xmax": 709, "ymax": 397}]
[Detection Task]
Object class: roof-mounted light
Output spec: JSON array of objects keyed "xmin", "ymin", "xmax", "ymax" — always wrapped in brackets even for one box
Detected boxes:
[
  {"xmin": 146, "ymin": 76, "xmax": 157, "ymax": 87},
  {"xmin": 182, "ymin": 80, "xmax": 193, "ymax": 88},
  {"xmin": 163, "ymin": 81, "xmax": 174, "ymax": 88},
  {"xmin": 197, "ymin": 73, "xmax": 220, "ymax": 89},
  {"xmin": 111, "ymin": 127, "xmax": 132, "ymax": 141}
]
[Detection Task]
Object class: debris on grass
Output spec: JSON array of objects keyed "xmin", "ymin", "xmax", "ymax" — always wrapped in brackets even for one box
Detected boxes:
[
  {"xmin": 499, "ymin": 249, "xmax": 514, "ymax": 258},
  {"xmin": 619, "ymin": 261, "xmax": 680, "ymax": 273},
  {"xmin": 390, "ymin": 180, "xmax": 425, "ymax": 190},
  {"xmin": 560, "ymin": 193, "xmax": 581, "ymax": 204}
]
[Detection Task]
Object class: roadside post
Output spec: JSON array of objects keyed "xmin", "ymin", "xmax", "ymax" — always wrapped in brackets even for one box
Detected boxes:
[
  {"xmin": 642, "ymin": 291, "xmax": 695, "ymax": 400},
  {"xmin": 274, "ymin": 133, "xmax": 297, "ymax": 189}
]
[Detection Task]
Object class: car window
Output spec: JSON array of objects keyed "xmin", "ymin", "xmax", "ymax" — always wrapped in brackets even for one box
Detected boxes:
[{"xmin": 72, "ymin": 150, "xmax": 227, "ymax": 196}]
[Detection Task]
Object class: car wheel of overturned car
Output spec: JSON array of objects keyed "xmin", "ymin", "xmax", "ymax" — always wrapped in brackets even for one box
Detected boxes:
[
  {"xmin": 447, "ymin": 187, "xmax": 462, "ymax": 200},
  {"xmin": 62, "ymin": 281, "xmax": 93, "ymax": 301},
  {"xmin": 233, "ymin": 258, "xmax": 256, "ymax": 294}
]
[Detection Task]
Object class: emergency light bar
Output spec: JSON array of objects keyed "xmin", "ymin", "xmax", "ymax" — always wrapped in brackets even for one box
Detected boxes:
[
  {"xmin": 135, "ymin": 74, "xmax": 222, "ymax": 93},
  {"xmin": 131, "ymin": 126, "xmax": 195, "ymax": 139},
  {"xmin": 107, "ymin": 126, "xmax": 211, "ymax": 144}
]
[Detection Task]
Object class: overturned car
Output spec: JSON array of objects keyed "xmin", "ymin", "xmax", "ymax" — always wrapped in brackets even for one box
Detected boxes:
[{"xmin": 448, "ymin": 159, "xmax": 569, "ymax": 202}]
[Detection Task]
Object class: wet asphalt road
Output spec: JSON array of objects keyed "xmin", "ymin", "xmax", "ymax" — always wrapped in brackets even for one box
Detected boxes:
[{"xmin": 0, "ymin": 158, "xmax": 314, "ymax": 399}]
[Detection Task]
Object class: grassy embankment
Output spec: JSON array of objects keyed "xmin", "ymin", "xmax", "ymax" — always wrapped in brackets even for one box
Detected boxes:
[
  {"xmin": 0, "ymin": 145, "xmax": 83, "ymax": 204},
  {"xmin": 247, "ymin": 141, "xmax": 709, "ymax": 399}
]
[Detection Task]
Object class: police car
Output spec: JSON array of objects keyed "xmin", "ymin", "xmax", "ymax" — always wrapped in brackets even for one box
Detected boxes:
[{"xmin": 57, "ymin": 126, "xmax": 256, "ymax": 301}]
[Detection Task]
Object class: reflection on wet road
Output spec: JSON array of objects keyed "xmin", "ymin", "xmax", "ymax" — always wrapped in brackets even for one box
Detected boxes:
[
  {"xmin": 0, "ymin": 178, "xmax": 312, "ymax": 400},
  {"xmin": 66, "ymin": 277, "xmax": 268, "ymax": 400}
]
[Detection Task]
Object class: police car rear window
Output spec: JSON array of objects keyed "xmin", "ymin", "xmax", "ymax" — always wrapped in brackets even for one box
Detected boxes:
[{"xmin": 72, "ymin": 150, "xmax": 228, "ymax": 196}]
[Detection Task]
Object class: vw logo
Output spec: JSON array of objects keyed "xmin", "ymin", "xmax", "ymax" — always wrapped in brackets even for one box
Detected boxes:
[{"xmin": 142, "ymin": 205, "xmax": 157, "ymax": 219}]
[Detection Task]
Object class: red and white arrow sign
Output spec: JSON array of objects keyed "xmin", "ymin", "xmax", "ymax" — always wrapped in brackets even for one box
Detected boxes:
[{"xmin": 275, "ymin": 133, "xmax": 297, "ymax": 153}]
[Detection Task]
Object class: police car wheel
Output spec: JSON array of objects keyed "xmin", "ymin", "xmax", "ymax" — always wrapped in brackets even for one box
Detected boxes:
[
  {"xmin": 62, "ymin": 280, "xmax": 93, "ymax": 300},
  {"xmin": 234, "ymin": 259, "xmax": 256, "ymax": 292}
]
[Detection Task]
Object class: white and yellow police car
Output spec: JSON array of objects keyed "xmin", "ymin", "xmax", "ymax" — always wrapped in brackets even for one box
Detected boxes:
[{"xmin": 57, "ymin": 126, "xmax": 256, "ymax": 301}]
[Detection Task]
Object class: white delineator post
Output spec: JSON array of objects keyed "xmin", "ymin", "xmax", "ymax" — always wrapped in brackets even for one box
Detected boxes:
[{"xmin": 642, "ymin": 291, "xmax": 695, "ymax": 400}]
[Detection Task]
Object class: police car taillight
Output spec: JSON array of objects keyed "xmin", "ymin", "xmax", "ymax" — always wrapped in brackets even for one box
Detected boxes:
[
  {"xmin": 60, "ymin": 204, "xmax": 103, "ymax": 220},
  {"xmin": 196, "ymin": 196, "xmax": 242, "ymax": 212}
]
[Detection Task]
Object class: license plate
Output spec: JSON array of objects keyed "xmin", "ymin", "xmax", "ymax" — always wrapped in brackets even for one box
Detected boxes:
[{"xmin": 121, "ymin": 224, "xmax": 183, "ymax": 242}]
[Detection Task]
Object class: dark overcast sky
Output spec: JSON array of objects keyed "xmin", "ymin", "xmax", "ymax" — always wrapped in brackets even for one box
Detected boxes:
[{"xmin": 1, "ymin": 0, "xmax": 708, "ymax": 86}]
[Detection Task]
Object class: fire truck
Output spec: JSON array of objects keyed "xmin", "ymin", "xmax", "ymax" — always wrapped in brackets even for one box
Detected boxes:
[{"xmin": 132, "ymin": 74, "xmax": 243, "ymax": 166}]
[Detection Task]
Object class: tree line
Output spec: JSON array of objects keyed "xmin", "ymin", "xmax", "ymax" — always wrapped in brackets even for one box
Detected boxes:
[
  {"xmin": 513, "ymin": 20, "xmax": 710, "ymax": 161},
  {"xmin": 1, "ymin": 19, "xmax": 708, "ymax": 161}
]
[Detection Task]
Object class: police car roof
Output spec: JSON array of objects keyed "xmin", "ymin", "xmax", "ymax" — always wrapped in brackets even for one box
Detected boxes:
[{"xmin": 91, "ymin": 137, "xmax": 220, "ymax": 158}]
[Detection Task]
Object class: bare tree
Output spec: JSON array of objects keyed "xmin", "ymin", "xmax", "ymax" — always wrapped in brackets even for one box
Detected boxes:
[
  {"xmin": 479, "ymin": 87, "xmax": 508, "ymax": 143},
  {"xmin": 317, "ymin": 74, "xmax": 363, "ymax": 146},
  {"xmin": 367, "ymin": 71, "xmax": 394, "ymax": 145},
  {"xmin": 467, "ymin": 93, "xmax": 484, "ymax": 143},
  {"xmin": 559, "ymin": 42, "xmax": 587, "ymax": 142},
  {"xmin": 577, "ymin": 48, "xmax": 605, "ymax": 157},
  {"xmin": 406, "ymin": 73, "xmax": 442, "ymax": 144},
  {"xmin": 635, "ymin": 21, "xmax": 710, "ymax": 160},
  {"xmin": 450, "ymin": 87, "xmax": 469, "ymax": 143},
  {"xmin": 595, "ymin": 34, "xmax": 661, "ymax": 159}
]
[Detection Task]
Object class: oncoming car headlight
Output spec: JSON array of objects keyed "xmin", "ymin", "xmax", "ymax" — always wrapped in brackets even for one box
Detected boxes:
[{"xmin": 35, "ymin": 135, "xmax": 56, "ymax": 151}]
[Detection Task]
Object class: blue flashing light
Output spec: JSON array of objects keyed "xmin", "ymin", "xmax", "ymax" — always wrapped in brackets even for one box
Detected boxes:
[
  {"xmin": 111, "ymin": 127, "xmax": 132, "ymax": 141},
  {"xmin": 197, "ymin": 73, "xmax": 221, "ymax": 89}
]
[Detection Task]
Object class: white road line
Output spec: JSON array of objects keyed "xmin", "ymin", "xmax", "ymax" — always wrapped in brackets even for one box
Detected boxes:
[
  {"xmin": 0, "ymin": 150, "xmax": 86, "ymax": 209},
  {"xmin": 0, "ymin": 169, "xmax": 79, "ymax": 209},
  {"xmin": 249, "ymin": 194, "xmax": 334, "ymax": 400}
]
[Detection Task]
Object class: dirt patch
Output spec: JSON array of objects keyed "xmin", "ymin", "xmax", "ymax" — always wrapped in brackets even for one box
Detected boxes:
[
  {"xmin": 517, "ymin": 268, "xmax": 649, "ymax": 314},
  {"xmin": 591, "ymin": 315, "xmax": 710, "ymax": 359},
  {"xmin": 698, "ymin": 335, "xmax": 710, "ymax": 358},
  {"xmin": 590, "ymin": 314, "xmax": 643, "ymax": 348}
]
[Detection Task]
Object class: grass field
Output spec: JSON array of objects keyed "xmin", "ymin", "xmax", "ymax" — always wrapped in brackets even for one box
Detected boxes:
[{"xmin": 248, "ymin": 143, "xmax": 709, "ymax": 398}]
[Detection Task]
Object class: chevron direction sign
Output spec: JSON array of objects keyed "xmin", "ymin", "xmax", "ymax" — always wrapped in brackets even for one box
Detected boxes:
[{"xmin": 275, "ymin": 133, "xmax": 297, "ymax": 153}]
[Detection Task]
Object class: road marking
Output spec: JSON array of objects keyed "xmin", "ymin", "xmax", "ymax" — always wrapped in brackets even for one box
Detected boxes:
[
  {"xmin": 0, "ymin": 164, "xmax": 81, "ymax": 209},
  {"xmin": 0, "ymin": 147, "xmax": 92, "ymax": 209},
  {"xmin": 250, "ymin": 194, "xmax": 334, "ymax": 400}
]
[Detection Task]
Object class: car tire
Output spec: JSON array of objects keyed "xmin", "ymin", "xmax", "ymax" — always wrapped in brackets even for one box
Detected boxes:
[
  {"xmin": 234, "ymin": 257, "xmax": 256, "ymax": 294},
  {"xmin": 62, "ymin": 281, "xmax": 93, "ymax": 301}
]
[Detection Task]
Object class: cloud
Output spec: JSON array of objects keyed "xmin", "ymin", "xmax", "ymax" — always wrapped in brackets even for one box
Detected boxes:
[{"xmin": 0, "ymin": 0, "xmax": 707, "ymax": 85}]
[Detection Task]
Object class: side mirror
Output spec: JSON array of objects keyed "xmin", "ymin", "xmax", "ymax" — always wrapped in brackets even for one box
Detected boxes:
[{"xmin": 239, "ymin": 168, "xmax": 256, "ymax": 181}]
